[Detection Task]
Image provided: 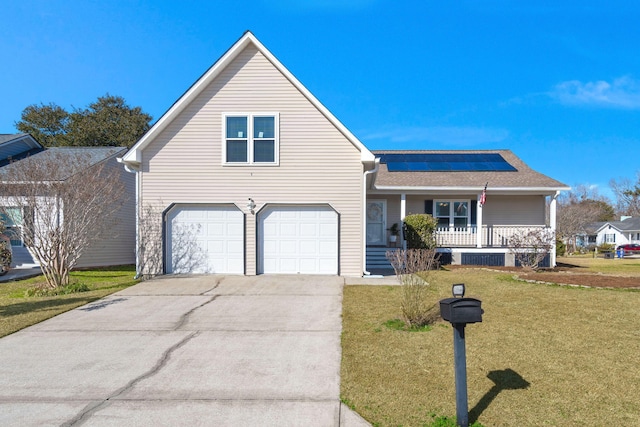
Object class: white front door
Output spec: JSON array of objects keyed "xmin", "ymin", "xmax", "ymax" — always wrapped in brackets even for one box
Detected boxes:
[{"xmin": 366, "ymin": 200, "xmax": 386, "ymax": 245}]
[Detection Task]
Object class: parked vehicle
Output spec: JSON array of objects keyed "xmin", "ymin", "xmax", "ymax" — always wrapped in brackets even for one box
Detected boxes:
[{"xmin": 616, "ymin": 244, "xmax": 640, "ymax": 254}]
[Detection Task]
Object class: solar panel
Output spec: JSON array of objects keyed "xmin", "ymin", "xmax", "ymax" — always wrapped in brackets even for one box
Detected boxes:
[{"xmin": 379, "ymin": 153, "xmax": 517, "ymax": 172}]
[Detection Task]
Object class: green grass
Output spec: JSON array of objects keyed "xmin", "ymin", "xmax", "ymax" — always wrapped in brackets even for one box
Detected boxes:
[
  {"xmin": 0, "ymin": 266, "xmax": 139, "ymax": 337},
  {"xmin": 341, "ymin": 264, "xmax": 640, "ymax": 426}
]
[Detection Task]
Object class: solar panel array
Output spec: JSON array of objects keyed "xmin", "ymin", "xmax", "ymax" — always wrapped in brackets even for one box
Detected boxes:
[{"xmin": 378, "ymin": 153, "xmax": 517, "ymax": 172}]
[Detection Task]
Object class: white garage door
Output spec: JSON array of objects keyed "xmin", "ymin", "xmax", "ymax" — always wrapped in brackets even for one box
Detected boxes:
[
  {"xmin": 166, "ymin": 205, "xmax": 244, "ymax": 274},
  {"xmin": 259, "ymin": 205, "xmax": 338, "ymax": 274}
]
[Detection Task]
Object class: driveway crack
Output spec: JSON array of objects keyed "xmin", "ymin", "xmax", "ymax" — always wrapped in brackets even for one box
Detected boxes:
[
  {"xmin": 175, "ymin": 295, "xmax": 218, "ymax": 330},
  {"xmin": 199, "ymin": 277, "xmax": 222, "ymax": 295},
  {"xmin": 62, "ymin": 331, "xmax": 199, "ymax": 426}
]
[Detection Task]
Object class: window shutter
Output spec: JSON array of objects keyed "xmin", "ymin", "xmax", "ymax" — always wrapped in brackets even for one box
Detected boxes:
[
  {"xmin": 424, "ymin": 200, "xmax": 433, "ymax": 215},
  {"xmin": 471, "ymin": 201, "xmax": 477, "ymax": 226}
]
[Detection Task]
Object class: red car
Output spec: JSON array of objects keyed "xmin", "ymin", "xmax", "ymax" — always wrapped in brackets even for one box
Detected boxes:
[{"xmin": 617, "ymin": 244, "xmax": 640, "ymax": 254}]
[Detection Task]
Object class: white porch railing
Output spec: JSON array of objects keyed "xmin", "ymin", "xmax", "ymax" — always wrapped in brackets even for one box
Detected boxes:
[{"xmin": 434, "ymin": 225, "xmax": 550, "ymax": 248}]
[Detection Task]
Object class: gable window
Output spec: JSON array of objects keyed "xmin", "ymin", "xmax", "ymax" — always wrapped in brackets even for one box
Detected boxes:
[
  {"xmin": 434, "ymin": 200, "xmax": 470, "ymax": 230},
  {"xmin": 604, "ymin": 233, "xmax": 616, "ymax": 243},
  {"xmin": 224, "ymin": 113, "xmax": 279, "ymax": 165}
]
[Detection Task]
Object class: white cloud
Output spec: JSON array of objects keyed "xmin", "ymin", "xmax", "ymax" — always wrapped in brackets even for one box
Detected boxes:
[
  {"xmin": 361, "ymin": 126, "xmax": 509, "ymax": 147},
  {"xmin": 550, "ymin": 76, "xmax": 640, "ymax": 109}
]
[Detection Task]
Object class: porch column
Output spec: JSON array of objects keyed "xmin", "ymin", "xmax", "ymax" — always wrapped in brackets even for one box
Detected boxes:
[
  {"xmin": 550, "ymin": 192, "xmax": 559, "ymax": 267},
  {"xmin": 476, "ymin": 196, "xmax": 483, "ymax": 248},
  {"xmin": 400, "ymin": 193, "xmax": 406, "ymax": 250}
]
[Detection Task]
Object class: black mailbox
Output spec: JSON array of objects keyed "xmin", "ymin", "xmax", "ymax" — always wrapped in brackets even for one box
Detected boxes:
[{"xmin": 440, "ymin": 297, "xmax": 484, "ymax": 324}]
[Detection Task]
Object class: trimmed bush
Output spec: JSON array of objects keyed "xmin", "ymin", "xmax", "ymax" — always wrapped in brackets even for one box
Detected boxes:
[{"xmin": 403, "ymin": 214, "xmax": 437, "ymax": 249}]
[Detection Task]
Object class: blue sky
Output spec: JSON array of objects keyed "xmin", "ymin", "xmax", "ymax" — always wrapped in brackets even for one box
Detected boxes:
[{"xmin": 3, "ymin": 1, "xmax": 639, "ymax": 199}]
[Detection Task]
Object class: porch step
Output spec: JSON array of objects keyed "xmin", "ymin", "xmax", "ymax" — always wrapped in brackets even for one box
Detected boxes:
[
  {"xmin": 366, "ymin": 247, "xmax": 398, "ymax": 270},
  {"xmin": 10, "ymin": 246, "xmax": 40, "ymax": 269}
]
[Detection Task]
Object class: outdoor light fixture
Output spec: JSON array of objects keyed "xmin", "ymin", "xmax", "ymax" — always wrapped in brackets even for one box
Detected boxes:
[
  {"xmin": 247, "ymin": 198, "xmax": 256, "ymax": 214},
  {"xmin": 452, "ymin": 283, "xmax": 465, "ymax": 298}
]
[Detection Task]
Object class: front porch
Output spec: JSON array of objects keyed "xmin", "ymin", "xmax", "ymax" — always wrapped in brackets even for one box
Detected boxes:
[
  {"xmin": 434, "ymin": 224, "xmax": 550, "ymax": 248},
  {"xmin": 366, "ymin": 225, "xmax": 552, "ymax": 270}
]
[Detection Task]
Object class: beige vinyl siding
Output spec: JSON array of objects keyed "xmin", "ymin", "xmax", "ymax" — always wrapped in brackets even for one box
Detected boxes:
[
  {"xmin": 76, "ymin": 156, "xmax": 136, "ymax": 268},
  {"xmin": 139, "ymin": 45, "xmax": 364, "ymax": 275},
  {"xmin": 483, "ymin": 195, "xmax": 545, "ymax": 225}
]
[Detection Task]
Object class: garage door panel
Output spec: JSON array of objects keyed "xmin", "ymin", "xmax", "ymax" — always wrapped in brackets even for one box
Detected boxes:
[
  {"xmin": 259, "ymin": 206, "xmax": 338, "ymax": 275},
  {"xmin": 167, "ymin": 205, "xmax": 244, "ymax": 274},
  {"xmin": 299, "ymin": 225, "xmax": 318, "ymax": 237}
]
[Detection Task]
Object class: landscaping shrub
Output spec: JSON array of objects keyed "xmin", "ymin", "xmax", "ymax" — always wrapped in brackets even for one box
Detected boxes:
[
  {"xmin": 25, "ymin": 282, "xmax": 92, "ymax": 297},
  {"xmin": 0, "ymin": 241, "xmax": 11, "ymax": 275},
  {"xmin": 386, "ymin": 248, "xmax": 440, "ymax": 328},
  {"xmin": 556, "ymin": 238, "xmax": 566, "ymax": 257},
  {"xmin": 509, "ymin": 228, "xmax": 554, "ymax": 270},
  {"xmin": 403, "ymin": 214, "xmax": 437, "ymax": 249}
]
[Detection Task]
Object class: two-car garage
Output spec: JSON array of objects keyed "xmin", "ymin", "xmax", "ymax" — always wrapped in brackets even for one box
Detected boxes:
[{"xmin": 165, "ymin": 204, "xmax": 338, "ymax": 275}]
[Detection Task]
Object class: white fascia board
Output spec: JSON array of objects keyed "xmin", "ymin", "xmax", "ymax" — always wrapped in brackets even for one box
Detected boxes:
[
  {"xmin": 372, "ymin": 185, "xmax": 571, "ymax": 194},
  {"xmin": 248, "ymin": 34, "xmax": 374, "ymax": 163},
  {"xmin": 596, "ymin": 223, "xmax": 621, "ymax": 233},
  {"xmin": 122, "ymin": 33, "xmax": 256, "ymax": 165},
  {"xmin": 122, "ymin": 31, "xmax": 374, "ymax": 165}
]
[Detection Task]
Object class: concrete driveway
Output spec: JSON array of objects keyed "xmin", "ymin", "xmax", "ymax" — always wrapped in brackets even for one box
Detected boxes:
[{"xmin": 0, "ymin": 275, "xmax": 371, "ymax": 426}]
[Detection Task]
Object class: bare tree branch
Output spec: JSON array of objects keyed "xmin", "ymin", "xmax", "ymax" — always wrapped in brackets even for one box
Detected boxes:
[{"xmin": 0, "ymin": 150, "xmax": 126, "ymax": 288}]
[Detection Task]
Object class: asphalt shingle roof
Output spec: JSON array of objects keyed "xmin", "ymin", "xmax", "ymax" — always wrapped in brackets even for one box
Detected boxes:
[
  {"xmin": 372, "ymin": 149, "xmax": 569, "ymax": 190},
  {"xmin": 0, "ymin": 147, "xmax": 126, "ymax": 181}
]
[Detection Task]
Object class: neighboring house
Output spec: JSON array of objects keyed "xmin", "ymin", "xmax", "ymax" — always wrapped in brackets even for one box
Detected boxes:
[
  {"xmin": 120, "ymin": 31, "xmax": 569, "ymax": 277},
  {"xmin": 579, "ymin": 217, "xmax": 640, "ymax": 248},
  {"xmin": 0, "ymin": 134, "xmax": 135, "ymax": 269}
]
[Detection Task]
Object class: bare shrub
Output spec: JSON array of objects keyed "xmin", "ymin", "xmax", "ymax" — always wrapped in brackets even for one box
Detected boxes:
[
  {"xmin": 137, "ymin": 203, "xmax": 210, "ymax": 279},
  {"xmin": 509, "ymin": 228, "xmax": 554, "ymax": 270},
  {"xmin": 386, "ymin": 248, "xmax": 440, "ymax": 328},
  {"xmin": 137, "ymin": 204, "xmax": 164, "ymax": 279}
]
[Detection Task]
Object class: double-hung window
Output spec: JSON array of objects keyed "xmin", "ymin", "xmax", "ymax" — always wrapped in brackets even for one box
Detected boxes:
[
  {"xmin": 434, "ymin": 200, "xmax": 470, "ymax": 230},
  {"xmin": 224, "ymin": 113, "xmax": 279, "ymax": 165}
]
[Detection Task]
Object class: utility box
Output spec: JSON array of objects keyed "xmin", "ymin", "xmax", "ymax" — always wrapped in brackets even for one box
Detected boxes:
[{"xmin": 440, "ymin": 298, "xmax": 484, "ymax": 324}]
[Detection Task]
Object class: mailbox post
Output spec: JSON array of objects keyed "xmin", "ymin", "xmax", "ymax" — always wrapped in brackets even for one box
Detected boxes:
[{"xmin": 439, "ymin": 284, "xmax": 483, "ymax": 427}]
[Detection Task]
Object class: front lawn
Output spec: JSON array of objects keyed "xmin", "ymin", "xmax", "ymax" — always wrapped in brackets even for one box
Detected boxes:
[
  {"xmin": 341, "ymin": 267, "xmax": 640, "ymax": 426},
  {"xmin": 0, "ymin": 266, "xmax": 139, "ymax": 337}
]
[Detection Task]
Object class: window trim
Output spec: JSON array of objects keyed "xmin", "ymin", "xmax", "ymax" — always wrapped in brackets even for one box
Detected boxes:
[
  {"xmin": 222, "ymin": 113, "xmax": 280, "ymax": 166},
  {"xmin": 433, "ymin": 199, "xmax": 471, "ymax": 230}
]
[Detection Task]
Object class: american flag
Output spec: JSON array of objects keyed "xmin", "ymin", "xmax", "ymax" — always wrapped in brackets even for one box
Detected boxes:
[{"xmin": 480, "ymin": 183, "xmax": 487, "ymax": 206}]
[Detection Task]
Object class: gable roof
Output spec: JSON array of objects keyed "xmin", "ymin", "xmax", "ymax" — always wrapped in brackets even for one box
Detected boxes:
[
  {"xmin": 0, "ymin": 147, "xmax": 126, "ymax": 181},
  {"xmin": 594, "ymin": 217, "xmax": 640, "ymax": 234},
  {"xmin": 0, "ymin": 133, "xmax": 44, "ymax": 167},
  {"xmin": 121, "ymin": 31, "xmax": 375, "ymax": 166},
  {"xmin": 370, "ymin": 149, "xmax": 570, "ymax": 194}
]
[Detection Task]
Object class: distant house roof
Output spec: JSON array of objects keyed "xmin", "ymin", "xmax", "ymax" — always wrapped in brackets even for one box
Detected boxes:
[
  {"xmin": 0, "ymin": 133, "xmax": 44, "ymax": 167},
  {"xmin": 0, "ymin": 146, "xmax": 126, "ymax": 181},
  {"xmin": 593, "ymin": 217, "xmax": 640, "ymax": 234},
  {"xmin": 370, "ymin": 149, "xmax": 569, "ymax": 194}
]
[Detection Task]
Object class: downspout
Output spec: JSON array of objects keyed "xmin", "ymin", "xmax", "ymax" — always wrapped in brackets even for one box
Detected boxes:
[
  {"xmin": 362, "ymin": 158, "xmax": 380, "ymax": 276},
  {"xmin": 550, "ymin": 191, "xmax": 559, "ymax": 268},
  {"xmin": 118, "ymin": 158, "xmax": 141, "ymax": 278}
]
